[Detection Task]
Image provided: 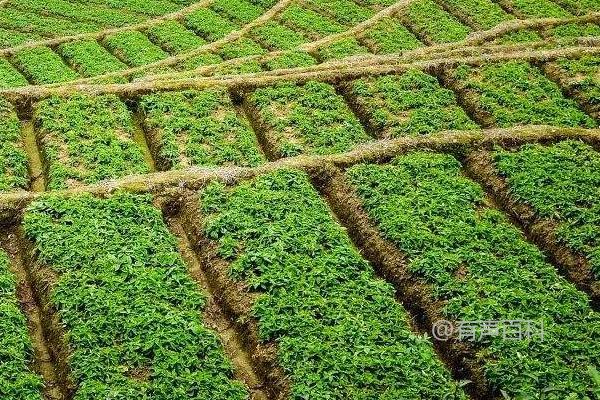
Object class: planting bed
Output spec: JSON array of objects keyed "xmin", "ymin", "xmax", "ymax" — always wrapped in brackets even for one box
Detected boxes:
[
  {"xmin": 2, "ymin": 0, "xmax": 600, "ymax": 398},
  {"xmin": 139, "ymin": 88, "xmax": 265, "ymax": 169},
  {"xmin": 34, "ymin": 94, "xmax": 149, "ymax": 190},
  {"xmin": 245, "ymin": 81, "xmax": 371, "ymax": 157},
  {"xmin": 0, "ymin": 99, "xmax": 28, "ymax": 192},
  {"xmin": 23, "ymin": 193, "xmax": 247, "ymax": 399},
  {"xmin": 344, "ymin": 70, "xmax": 479, "ymax": 137},
  {"xmin": 443, "ymin": 61, "xmax": 597, "ymax": 128},
  {"xmin": 0, "ymin": 250, "xmax": 43, "ymax": 399}
]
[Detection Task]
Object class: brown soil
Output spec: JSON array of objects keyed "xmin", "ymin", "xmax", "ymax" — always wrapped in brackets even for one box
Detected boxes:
[
  {"xmin": 165, "ymin": 217, "xmax": 271, "ymax": 400},
  {"xmin": 1, "ymin": 227, "xmax": 75, "ymax": 399},
  {"xmin": 173, "ymin": 194, "xmax": 291, "ymax": 399},
  {"xmin": 21, "ymin": 120, "xmax": 46, "ymax": 192}
]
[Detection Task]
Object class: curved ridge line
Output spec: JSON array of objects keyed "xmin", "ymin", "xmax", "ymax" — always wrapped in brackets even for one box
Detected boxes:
[
  {"xmin": 2, "ymin": 44, "xmax": 598, "ymax": 101},
  {"xmin": 0, "ymin": 125, "xmax": 598, "ymax": 214},
  {"xmin": 44, "ymin": 0, "xmax": 296, "ymax": 86},
  {"xmin": 55, "ymin": 12, "xmax": 600, "ymax": 88}
]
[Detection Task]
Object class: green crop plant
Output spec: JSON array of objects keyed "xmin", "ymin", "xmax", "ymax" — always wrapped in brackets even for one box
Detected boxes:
[
  {"xmin": 139, "ymin": 89, "xmax": 265, "ymax": 169},
  {"xmin": 349, "ymin": 70, "xmax": 479, "ymax": 137},
  {"xmin": 246, "ymin": 0, "xmax": 277, "ymax": 8},
  {"xmin": 248, "ymin": 81, "xmax": 371, "ymax": 156},
  {"xmin": 552, "ymin": 0, "xmax": 600, "ymax": 14},
  {"xmin": 23, "ymin": 193, "xmax": 248, "ymax": 399},
  {"xmin": 12, "ymin": 0, "xmax": 144, "ymax": 28},
  {"xmin": 351, "ymin": 0, "xmax": 395, "ymax": 7},
  {"xmin": 0, "ymin": 28, "xmax": 40, "ymax": 48},
  {"xmin": 12, "ymin": 47, "xmax": 79, "ymax": 84},
  {"xmin": 58, "ymin": 40, "xmax": 128, "ymax": 80},
  {"xmin": 304, "ymin": 0, "xmax": 374, "ymax": 25},
  {"xmin": 0, "ymin": 99, "xmax": 29, "ymax": 192},
  {"xmin": 317, "ymin": 38, "xmax": 370, "ymax": 61},
  {"xmin": 360, "ymin": 18, "xmax": 422, "ymax": 54},
  {"xmin": 0, "ymin": 8, "xmax": 99, "ymax": 37},
  {"xmin": 251, "ymin": 22, "xmax": 308, "ymax": 50},
  {"xmin": 552, "ymin": 55, "xmax": 600, "ymax": 109},
  {"xmin": 214, "ymin": 60, "xmax": 263, "ymax": 75},
  {"xmin": 181, "ymin": 52, "xmax": 224, "ymax": 71},
  {"xmin": 34, "ymin": 94, "xmax": 149, "ymax": 189},
  {"xmin": 493, "ymin": 29, "xmax": 542, "ymax": 44},
  {"xmin": 77, "ymin": 0, "xmax": 182, "ymax": 15},
  {"xmin": 494, "ymin": 141, "xmax": 600, "ymax": 279},
  {"xmin": 185, "ymin": 8, "xmax": 239, "ymax": 41},
  {"xmin": 146, "ymin": 21, "xmax": 207, "ymax": 54},
  {"xmin": 211, "ymin": 0, "xmax": 264, "ymax": 24},
  {"xmin": 262, "ymin": 51, "xmax": 316, "ymax": 70},
  {"xmin": 451, "ymin": 61, "xmax": 596, "ymax": 128},
  {"xmin": 0, "ymin": 58, "xmax": 29, "ymax": 89},
  {"xmin": 278, "ymin": 5, "xmax": 345, "ymax": 39},
  {"xmin": 0, "ymin": 251, "xmax": 43, "ymax": 399},
  {"xmin": 201, "ymin": 169, "xmax": 468, "ymax": 399},
  {"xmin": 550, "ymin": 23, "xmax": 600, "ymax": 39},
  {"xmin": 347, "ymin": 151, "xmax": 600, "ymax": 399},
  {"xmin": 404, "ymin": 0, "xmax": 471, "ymax": 43},
  {"xmin": 217, "ymin": 38, "xmax": 266, "ymax": 60},
  {"xmin": 104, "ymin": 31, "xmax": 169, "ymax": 67},
  {"xmin": 442, "ymin": 0, "xmax": 511, "ymax": 29},
  {"xmin": 503, "ymin": 0, "xmax": 572, "ymax": 18}
]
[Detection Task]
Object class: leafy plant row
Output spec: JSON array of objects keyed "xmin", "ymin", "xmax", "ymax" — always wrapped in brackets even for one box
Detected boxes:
[
  {"xmin": 278, "ymin": 5, "xmax": 346, "ymax": 40},
  {"xmin": 550, "ymin": 0, "xmax": 600, "ymax": 14},
  {"xmin": 146, "ymin": 21, "xmax": 208, "ymax": 55},
  {"xmin": 58, "ymin": 40, "xmax": 128, "ymax": 82},
  {"xmin": 316, "ymin": 38, "xmax": 369, "ymax": 61},
  {"xmin": 447, "ymin": 61, "xmax": 596, "ymax": 128},
  {"xmin": 0, "ymin": 251, "xmax": 43, "ymax": 400},
  {"xmin": 0, "ymin": 28, "xmax": 40, "ymax": 49},
  {"xmin": 200, "ymin": 168, "xmax": 468, "ymax": 399},
  {"xmin": 210, "ymin": 0, "xmax": 265, "ymax": 25},
  {"xmin": 0, "ymin": 99, "xmax": 29, "ymax": 192},
  {"xmin": 139, "ymin": 88, "xmax": 265, "ymax": 169},
  {"xmin": 358, "ymin": 17, "xmax": 422, "ymax": 54},
  {"xmin": 12, "ymin": 47, "xmax": 79, "ymax": 85},
  {"xmin": 9, "ymin": 0, "xmax": 146, "ymax": 29},
  {"xmin": 34, "ymin": 94, "xmax": 149, "ymax": 190},
  {"xmin": 184, "ymin": 8, "xmax": 240, "ymax": 41},
  {"xmin": 0, "ymin": 8, "xmax": 100, "ymax": 38},
  {"xmin": 247, "ymin": 80, "xmax": 371, "ymax": 157},
  {"xmin": 493, "ymin": 141, "xmax": 600, "ymax": 279},
  {"xmin": 303, "ymin": 0, "xmax": 374, "ymax": 25},
  {"xmin": 346, "ymin": 151, "xmax": 600, "ymax": 399},
  {"xmin": 499, "ymin": 0, "xmax": 600, "ymax": 37},
  {"xmin": 250, "ymin": 21, "xmax": 308, "ymax": 51},
  {"xmin": 545, "ymin": 55, "xmax": 600, "ymax": 117},
  {"xmin": 501, "ymin": 0, "xmax": 573, "ymax": 18},
  {"xmin": 23, "ymin": 192, "xmax": 248, "ymax": 399},
  {"xmin": 488, "ymin": 21, "xmax": 600, "ymax": 45},
  {"xmin": 442, "ymin": 0, "xmax": 511, "ymax": 30},
  {"xmin": 345, "ymin": 70, "xmax": 479, "ymax": 137},
  {"xmin": 0, "ymin": 59, "xmax": 28, "ymax": 89},
  {"xmin": 66, "ymin": 0, "xmax": 189, "ymax": 16},
  {"xmin": 104, "ymin": 31, "xmax": 170, "ymax": 68},
  {"xmin": 401, "ymin": 0, "xmax": 471, "ymax": 44}
]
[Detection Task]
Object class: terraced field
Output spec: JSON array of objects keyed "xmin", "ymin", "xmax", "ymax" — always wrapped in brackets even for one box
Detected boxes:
[{"xmin": 1, "ymin": 0, "xmax": 600, "ymax": 399}]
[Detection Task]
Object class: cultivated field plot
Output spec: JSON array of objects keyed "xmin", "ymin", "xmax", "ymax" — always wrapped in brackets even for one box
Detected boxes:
[{"xmin": 1, "ymin": 0, "xmax": 600, "ymax": 399}]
